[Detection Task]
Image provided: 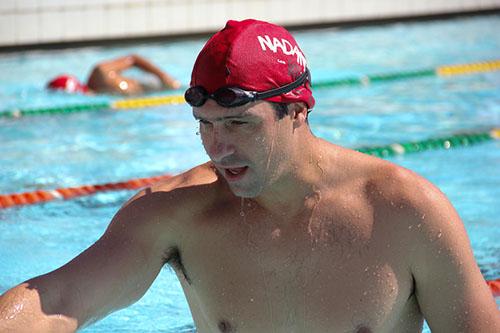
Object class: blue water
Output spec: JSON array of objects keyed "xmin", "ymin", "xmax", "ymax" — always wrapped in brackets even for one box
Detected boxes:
[{"xmin": 0, "ymin": 15, "xmax": 499, "ymax": 332}]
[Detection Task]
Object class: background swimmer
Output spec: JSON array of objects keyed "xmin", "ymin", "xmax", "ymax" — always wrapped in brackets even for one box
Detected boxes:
[{"xmin": 47, "ymin": 54, "xmax": 181, "ymax": 95}]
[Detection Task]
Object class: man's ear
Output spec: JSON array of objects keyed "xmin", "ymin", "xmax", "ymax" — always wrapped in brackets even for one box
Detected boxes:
[{"xmin": 291, "ymin": 102, "xmax": 309, "ymax": 128}]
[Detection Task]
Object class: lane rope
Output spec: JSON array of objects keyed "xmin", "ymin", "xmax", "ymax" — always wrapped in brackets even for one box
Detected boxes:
[
  {"xmin": 1, "ymin": 59, "xmax": 499, "ymax": 118},
  {"xmin": 0, "ymin": 174, "xmax": 172, "ymax": 209},
  {"xmin": 356, "ymin": 128, "xmax": 499, "ymax": 158},
  {"xmin": 0, "ymin": 128, "xmax": 497, "ymax": 210}
]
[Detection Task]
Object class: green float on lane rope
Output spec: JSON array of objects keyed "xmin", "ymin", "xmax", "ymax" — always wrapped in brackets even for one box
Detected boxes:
[{"xmin": 356, "ymin": 129, "xmax": 498, "ymax": 158}]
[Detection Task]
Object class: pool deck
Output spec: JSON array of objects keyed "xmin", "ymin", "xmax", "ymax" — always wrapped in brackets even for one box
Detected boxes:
[{"xmin": 0, "ymin": 0, "xmax": 499, "ymax": 51}]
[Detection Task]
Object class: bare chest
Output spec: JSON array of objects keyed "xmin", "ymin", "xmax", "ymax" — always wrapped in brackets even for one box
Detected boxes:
[{"xmin": 173, "ymin": 204, "xmax": 420, "ymax": 332}]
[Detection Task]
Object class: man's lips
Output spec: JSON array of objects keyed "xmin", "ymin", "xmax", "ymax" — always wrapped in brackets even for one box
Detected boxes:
[
  {"xmin": 220, "ymin": 166, "xmax": 248, "ymax": 180},
  {"xmin": 226, "ymin": 167, "xmax": 247, "ymax": 174}
]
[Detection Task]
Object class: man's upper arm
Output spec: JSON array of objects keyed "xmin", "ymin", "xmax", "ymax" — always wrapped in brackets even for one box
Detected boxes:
[
  {"xmin": 95, "ymin": 56, "xmax": 135, "ymax": 73},
  {"xmin": 407, "ymin": 178, "xmax": 500, "ymax": 332},
  {"xmin": 27, "ymin": 189, "xmax": 175, "ymax": 329}
]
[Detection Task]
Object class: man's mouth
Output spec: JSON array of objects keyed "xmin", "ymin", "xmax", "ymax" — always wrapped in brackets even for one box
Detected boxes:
[{"xmin": 223, "ymin": 166, "xmax": 248, "ymax": 180}]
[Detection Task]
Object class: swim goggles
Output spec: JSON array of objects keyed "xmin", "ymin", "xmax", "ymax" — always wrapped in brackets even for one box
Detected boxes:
[{"xmin": 184, "ymin": 69, "xmax": 310, "ymax": 108}]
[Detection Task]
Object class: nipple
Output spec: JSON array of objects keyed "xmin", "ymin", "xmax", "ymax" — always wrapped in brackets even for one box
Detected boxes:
[{"xmin": 218, "ymin": 320, "xmax": 234, "ymax": 332}]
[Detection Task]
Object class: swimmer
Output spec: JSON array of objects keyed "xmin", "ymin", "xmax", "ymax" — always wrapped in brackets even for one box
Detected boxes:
[
  {"xmin": 47, "ymin": 54, "xmax": 181, "ymax": 95},
  {"xmin": 1, "ymin": 19, "xmax": 499, "ymax": 333}
]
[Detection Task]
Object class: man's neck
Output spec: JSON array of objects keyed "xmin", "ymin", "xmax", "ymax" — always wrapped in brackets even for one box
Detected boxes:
[{"xmin": 254, "ymin": 136, "xmax": 332, "ymax": 219}]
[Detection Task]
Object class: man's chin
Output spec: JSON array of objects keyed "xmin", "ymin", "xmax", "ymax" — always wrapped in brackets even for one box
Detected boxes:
[{"xmin": 227, "ymin": 183, "xmax": 261, "ymax": 199}]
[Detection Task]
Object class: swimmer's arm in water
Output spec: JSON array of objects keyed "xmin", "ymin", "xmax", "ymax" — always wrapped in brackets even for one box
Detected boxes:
[
  {"xmin": 396, "ymin": 170, "xmax": 500, "ymax": 332},
  {"xmin": 0, "ymin": 189, "xmax": 177, "ymax": 332},
  {"xmin": 96, "ymin": 54, "xmax": 181, "ymax": 89}
]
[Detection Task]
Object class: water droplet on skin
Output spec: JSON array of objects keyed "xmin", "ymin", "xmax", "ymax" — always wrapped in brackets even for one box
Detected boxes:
[
  {"xmin": 271, "ymin": 228, "xmax": 281, "ymax": 240},
  {"xmin": 417, "ymin": 223, "xmax": 422, "ymax": 228},
  {"xmin": 421, "ymin": 214, "xmax": 426, "ymax": 220},
  {"xmin": 437, "ymin": 231, "xmax": 442, "ymax": 238},
  {"xmin": 250, "ymin": 298, "xmax": 254, "ymax": 302},
  {"xmin": 363, "ymin": 291, "xmax": 368, "ymax": 296},
  {"xmin": 364, "ymin": 267, "xmax": 370, "ymax": 272},
  {"xmin": 240, "ymin": 198, "xmax": 247, "ymax": 220}
]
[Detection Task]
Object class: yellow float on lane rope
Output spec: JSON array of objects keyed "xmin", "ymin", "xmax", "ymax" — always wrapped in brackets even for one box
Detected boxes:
[
  {"xmin": 112, "ymin": 95, "xmax": 185, "ymax": 109},
  {"xmin": 437, "ymin": 60, "xmax": 500, "ymax": 76}
]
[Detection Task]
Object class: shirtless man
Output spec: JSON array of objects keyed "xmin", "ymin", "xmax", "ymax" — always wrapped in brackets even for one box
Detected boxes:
[
  {"xmin": 47, "ymin": 54, "xmax": 181, "ymax": 95},
  {"xmin": 1, "ymin": 19, "xmax": 499, "ymax": 333}
]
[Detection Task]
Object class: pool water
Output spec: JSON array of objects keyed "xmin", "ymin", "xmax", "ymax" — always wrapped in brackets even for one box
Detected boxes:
[{"xmin": 0, "ymin": 14, "xmax": 499, "ymax": 332}]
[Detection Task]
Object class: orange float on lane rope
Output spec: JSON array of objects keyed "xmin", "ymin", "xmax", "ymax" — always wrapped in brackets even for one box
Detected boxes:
[{"xmin": 0, "ymin": 174, "xmax": 173, "ymax": 209}]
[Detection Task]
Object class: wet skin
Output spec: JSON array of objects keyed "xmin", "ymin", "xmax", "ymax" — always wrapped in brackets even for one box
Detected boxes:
[
  {"xmin": 86, "ymin": 55, "xmax": 180, "ymax": 95},
  {"xmin": 87, "ymin": 65, "xmax": 145, "ymax": 95},
  {"xmin": 162, "ymin": 163, "xmax": 423, "ymax": 332},
  {"xmin": 1, "ymin": 101, "xmax": 499, "ymax": 332},
  {"xmin": 136, "ymin": 100, "xmax": 496, "ymax": 332}
]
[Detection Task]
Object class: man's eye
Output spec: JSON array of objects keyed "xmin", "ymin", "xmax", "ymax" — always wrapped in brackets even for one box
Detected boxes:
[
  {"xmin": 230, "ymin": 120, "xmax": 247, "ymax": 126},
  {"xmin": 199, "ymin": 119, "xmax": 211, "ymax": 125}
]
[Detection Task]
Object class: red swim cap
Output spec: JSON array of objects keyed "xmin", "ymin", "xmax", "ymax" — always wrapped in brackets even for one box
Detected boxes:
[
  {"xmin": 190, "ymin": 19, "xmax": 315, "ymax": 109},
  {"xmin": 47, "ymin": 75, "xmax": 88, "ymax": 93}
]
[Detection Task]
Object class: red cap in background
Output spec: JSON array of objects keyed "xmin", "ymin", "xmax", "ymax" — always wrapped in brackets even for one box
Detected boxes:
[
  {"xmin": 190, "ymin": 19, "xmax": 315, "ymax": 109},
  {"xmin": 47, "ymin": 75, "xmax": 88, "ymax": 93}
]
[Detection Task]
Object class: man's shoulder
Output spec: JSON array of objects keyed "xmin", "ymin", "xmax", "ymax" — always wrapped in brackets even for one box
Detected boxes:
[
  {"xmin": 107, "ymin": 162, "xmax": 225, "ymax": 240},
  {"xmin": 365, "ymin": 160, "xmax": 443, "ymax": 208},
  {"xmin": 151, "ymin": 162, "xmax": 220, "ymax": 193},
  {"xmin": 123, "ymin": 162, "xmax": 225, "ymax": 217},
  {"xmin": 361, "ymin": 158, "xmax": 459, "ymax": 233},
  {"xmin": 328, "ymin": 145, "xmax": 448, "ymax": 214}
]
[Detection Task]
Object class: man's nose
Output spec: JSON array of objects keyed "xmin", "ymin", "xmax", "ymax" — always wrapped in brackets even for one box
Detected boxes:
[
  {"xmin": 208, "ymin": 142, "xmax": 236, "ymax": 163},
  {"xmin": 206, "ymin": 128, "xmax": 236, "ymax": 163}
]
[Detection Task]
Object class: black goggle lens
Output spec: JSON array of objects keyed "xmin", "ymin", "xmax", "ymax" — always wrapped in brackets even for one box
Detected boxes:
[
  {"xmin": 213, "ymin": 88, "xmax": 248, "ymax": 107},
  {"xmin": 184, "ymin": 86, "xmax": 208, "ymax": 107}
]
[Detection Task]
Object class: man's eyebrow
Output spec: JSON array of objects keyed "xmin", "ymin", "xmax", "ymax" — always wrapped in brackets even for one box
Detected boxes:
[{"xmin": 193, "ymin": 113, "xmax": 252, "ymax": 121}]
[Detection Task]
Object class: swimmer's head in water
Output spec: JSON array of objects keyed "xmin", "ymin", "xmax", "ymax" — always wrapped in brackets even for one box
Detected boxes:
[
  {"xmin": 47, "ymin": 75, "xmax": 89, "ymax": 93},
  {"xmin": 187, "ymin": 19, "xmax": 314, "ymax": 110}
]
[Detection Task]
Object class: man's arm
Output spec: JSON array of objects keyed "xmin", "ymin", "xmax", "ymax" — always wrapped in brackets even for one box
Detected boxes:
[
  {"xmin": 97, "ymin": 54, "xmax": 180, "ymax": 89},
  {"xmin": 0, "ymin": 189, "xmax": 175, "ymax": 332},
  {"xmin": 405, "ymin": 174, "xmax": 500, "ymax": 332}
]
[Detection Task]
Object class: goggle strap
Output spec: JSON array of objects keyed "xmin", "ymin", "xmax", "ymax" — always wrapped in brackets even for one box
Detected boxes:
[{"xmin": 254, "ymin": 69, "xmax": 310, "ymax": 100}]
